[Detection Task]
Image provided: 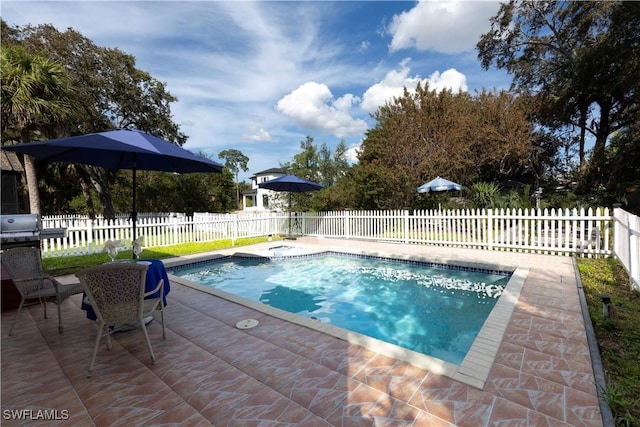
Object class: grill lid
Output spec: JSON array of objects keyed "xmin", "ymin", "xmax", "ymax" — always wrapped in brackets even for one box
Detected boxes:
[{"xmin": 0, "ymin": 214, "xmax": 41, "ymax": 233}]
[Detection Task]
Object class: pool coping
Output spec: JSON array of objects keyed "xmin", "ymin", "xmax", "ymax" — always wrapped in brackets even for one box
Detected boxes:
[{"xmin": 164, "ymin": 242, "xmax": 527, "ymax": 389}]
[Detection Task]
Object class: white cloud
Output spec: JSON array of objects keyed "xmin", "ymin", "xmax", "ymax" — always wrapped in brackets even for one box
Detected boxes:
[
  {"xmin": 244, "ymin": 128, "xmax": 272, "ymax": 142},
  {"xmin": 345, "ymin": 144, "xmax": 362, "ymax": 164},
  {"xmin": 427, "ymin": 69, "xmax": 468, "ymax": 93},
  {"xmin": 387, "ymin": 0, "xmax": 500, "ymax": 53},
  {"xmin": 361, "ymin": 60, "xmax": 467, "ymax": 113},
  {"xmin": 1, "ymin": 1, "xmax": 506, "ymax": 182},
  {"xmin": 276, "ymin": 82, "xmax": 368, "ymax": 138}
]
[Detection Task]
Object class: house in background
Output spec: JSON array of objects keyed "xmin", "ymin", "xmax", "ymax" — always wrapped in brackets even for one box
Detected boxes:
[{"xmin": 242, "ymin": 168, "xmax": 286, "ymax": 211}]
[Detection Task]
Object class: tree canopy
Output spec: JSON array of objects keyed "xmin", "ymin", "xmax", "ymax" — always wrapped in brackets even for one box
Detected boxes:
[
  {"xmin": 280, "ymin": 136, "xmax": 351, "ymax": 211},
  {"xmin": 1, "ymin": 44, "xmax": 75, "ymax": 214},
  {"xmin": 350, "ymin": 84, "xmax": 541, "ymax": 209},
  {"xmin": 3, "ymin": 2, "xmax": 639, "ymax": 215},
  {"xmin": 477, "ymin": 1, "xmax": 640, "ymax": 202},
  {"xmin": 219, "ymin": 149, "xmax": 249, "ymax": 209},
  {"xmin": 1, "ymin": 20, "xmax": 236, "ymax": 216}
]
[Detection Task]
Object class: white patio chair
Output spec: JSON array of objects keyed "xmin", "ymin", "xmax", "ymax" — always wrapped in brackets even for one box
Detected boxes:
[{"xmin": 75, "ymin": 262, "xmax": 166, "ymax": 377}]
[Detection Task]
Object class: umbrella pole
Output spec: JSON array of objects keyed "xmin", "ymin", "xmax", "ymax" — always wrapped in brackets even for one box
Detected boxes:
[
  {"xmin": 132, "ymin": 166, "xmax": 138, "ymax": 259},
  {"xmin": 288, "ymin": 192, "xmax": 292, "ymax": 237},
  {"xmin": 286, "ymin": 192, "xmax": 296, "ymax": 240}
]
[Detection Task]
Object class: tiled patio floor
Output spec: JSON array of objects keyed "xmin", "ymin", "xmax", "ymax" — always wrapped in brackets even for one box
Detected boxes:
[{"xmin": 1, "ymin": 239, "xmax": 604, "ymax": 426}]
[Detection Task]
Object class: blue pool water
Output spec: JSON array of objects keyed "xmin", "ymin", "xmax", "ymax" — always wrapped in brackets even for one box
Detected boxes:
[{"xmin": 169, "ymin": 253, "xmax": 510, "ymax": 365}]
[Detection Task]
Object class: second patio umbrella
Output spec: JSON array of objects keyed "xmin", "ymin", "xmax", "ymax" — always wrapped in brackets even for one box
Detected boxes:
[
  {"xmin": 258, "ymin": 174, "xmax": 322, "ymax": 238},
  {"xmin": 417, "ymin": 176, "xmax": 463, "ymax": 193}
]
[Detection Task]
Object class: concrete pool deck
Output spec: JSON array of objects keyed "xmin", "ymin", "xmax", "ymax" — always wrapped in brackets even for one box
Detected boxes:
[{"xmin": 1, "ymin": 238, "xmax": 604, "ymax": 425}]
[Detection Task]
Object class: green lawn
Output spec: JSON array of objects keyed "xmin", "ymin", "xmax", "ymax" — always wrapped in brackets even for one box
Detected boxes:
[
  {"xmin": 42, "ymin": 235, "xmax": 281, "ymax": 274},
  {"xmin": 576, "ymin": 258, "xmax": 640, "ymax": 427}
]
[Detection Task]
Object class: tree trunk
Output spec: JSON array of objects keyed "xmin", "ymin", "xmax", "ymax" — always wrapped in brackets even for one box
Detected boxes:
[
  {"xmin": 84, "ymin": 166, "xmax": 116, "ymax": 220},
  {"xmin": 19, "ymin": 129, "xmax": 40, "ymax": 214},
  {"xmin": 78, "ymin": 174, "xmax": 97, "ymax": 220},
  {"xmin": 235, "ymin": 170, "xmax": 240, "ymax": 210},
  {"xmin": 22, "ymin": 155, "xmax": 40, "ymax": 214},
  {"xmin": 578, "ymin": 102, "xmax": 588, "ymax": 169},
  {"xmin": 584, "ymin": 101, "xmax": 611, "ymax": 189}
]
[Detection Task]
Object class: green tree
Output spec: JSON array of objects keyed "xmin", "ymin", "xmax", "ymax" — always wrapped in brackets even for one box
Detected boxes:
[
  {"xmin": 2, "ymin": 22, "xmax": 186, "ymax": 142},
  {"xmin": 131, "ymin": 168, "xmax": 234, "ymax": 214},
  {"xmin": 318, "ymin": 139, "xmax": 350, "ymax": 187},
  {"xmin": 286, "ymin": 136, "xmax": 320, "ymax": 181},
  {"xmin": 477, "ymin": 1, "xmax": 640, "ymax": 192},
  {"xmin": 2, "ymin": 21, "xmax": 191, "ymax": 218},
  {"xmin": 218, "ymin": 149, "xmax": 249, "ymax": 209},
  {"xmin": 352, "ymin": 84, "xmax": 539, "ymax": 209},
  {"xmin": 603, "ymin": 122, "xmax": 640, "ymax": 213},
  {"xmin": 0, "ymin": 44, "xmax": 74, "ymax": 214},
  {"xmin": 282, "ymin": 136, "xmax": 350, "ymax": 211}
]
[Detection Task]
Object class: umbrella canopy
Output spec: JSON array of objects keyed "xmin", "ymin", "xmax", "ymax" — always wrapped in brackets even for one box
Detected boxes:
[
  {"xmin": 258, "ymin": 174, "xmax": 322, "ymax": 238},
  {"xmin": 258, "ymin": 174, "xmax": 323, "ymax": 193},
  {"xmin": 2, "ymin": 129, "xmax": 223, "ymax": 173},
  {"xmin": 2, "ymin": 129, "xmax": 224, "ymax": 252},
  {"xmin": 417, "ymin": 176, "xmax": 462, "ymax": 193}
]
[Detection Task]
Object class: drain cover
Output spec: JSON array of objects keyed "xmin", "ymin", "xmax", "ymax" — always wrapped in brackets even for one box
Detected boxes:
[{"xmin": 236, "ymin": 319, "xmax": 259, "ymax": 330}]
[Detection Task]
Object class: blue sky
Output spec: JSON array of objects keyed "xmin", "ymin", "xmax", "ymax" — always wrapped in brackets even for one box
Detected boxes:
[{"xmin": 3, "ymin": 1, "xmax": 509, "ymax": 182}]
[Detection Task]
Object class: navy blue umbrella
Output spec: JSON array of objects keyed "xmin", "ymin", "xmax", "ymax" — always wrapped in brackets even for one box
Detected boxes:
[
  {"xmin": 258, "ymin": 174, "xmax": 323, "ymax": 193},
  {"xmin": 3, "ymin": 129, "xmax": 223, "ymax": 248},
  {"xmin": 258, "ymin": 174, "xmax": 322, "ymax": 238}
]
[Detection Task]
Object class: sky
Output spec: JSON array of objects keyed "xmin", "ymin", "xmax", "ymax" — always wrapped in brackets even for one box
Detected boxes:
[{"xmin": 2, "ymin": 1, "xmax": 511, "ymax": 182}]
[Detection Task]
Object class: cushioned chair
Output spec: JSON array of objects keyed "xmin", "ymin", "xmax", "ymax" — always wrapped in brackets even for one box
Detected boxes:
[
  {"xmin": 75, "ymin": 262, "xmax": 166, "ymax": 377},
  {"xmin": 1, "ymin": 246, "xmax": 83, "ymax": 336}
]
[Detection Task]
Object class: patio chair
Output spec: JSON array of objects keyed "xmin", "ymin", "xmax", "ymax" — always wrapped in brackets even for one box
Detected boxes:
[
  {"xmin": 75, "ymin": 263, "xmax": 166, "ymax": 377},
  {"xmin": 1, "ymin": 246, "xmax": 83, "ymax": 336}
]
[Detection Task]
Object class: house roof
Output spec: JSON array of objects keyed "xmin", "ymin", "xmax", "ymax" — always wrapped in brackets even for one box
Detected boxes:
[
  {"xmin": 250, "ymin": 167, "xmax": 285, "ymax": 179},
  {"xmin": 1, "ymin": 150, "xmax": 23, "ymax": 173}
]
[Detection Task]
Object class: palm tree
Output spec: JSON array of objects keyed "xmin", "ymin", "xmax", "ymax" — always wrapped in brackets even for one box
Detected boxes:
[{"xmin": 1, "ymin": 45, "xmax": 74, "ymax": 214}]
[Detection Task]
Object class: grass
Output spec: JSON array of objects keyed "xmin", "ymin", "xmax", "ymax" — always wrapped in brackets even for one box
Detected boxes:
[
  {"xmin": 576, "ymin": 258, "xmax": 640, "ymax": 426},
  {"xmin": 42, "ymin": 235, "xmax": 282, "ymax": 274},
  {"xmin": 40, "ymin": 237, "xmax": 639, "ymax": 425}
]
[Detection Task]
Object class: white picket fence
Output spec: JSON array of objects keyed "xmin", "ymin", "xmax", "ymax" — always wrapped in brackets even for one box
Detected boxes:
[
  {"xmin": 40, "ymin": 207, "xmax": 609, "ymax": 256},
  {"xmin": 39, "ymin": 206, "xmax": 639, "ymax": 291},
  {"xmin": 40, "ymin": 212, "xmax": 283, "ymax": 258},
  {"xmin": 305, "ymin": 208, "xmax": 612, "ymax": 255}
]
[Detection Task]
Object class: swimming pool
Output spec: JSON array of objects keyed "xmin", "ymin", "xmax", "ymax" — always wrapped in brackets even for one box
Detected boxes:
[{"xmin": 168, "ymin": 252, "xmax": 511, "ymax": 365}]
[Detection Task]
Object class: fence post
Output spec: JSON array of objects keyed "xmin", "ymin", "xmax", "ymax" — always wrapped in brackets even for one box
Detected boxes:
[
  {"xmin": 487, "ymin": 209, "xmax": 493, "ymax": 251},
  {"xmin": 87, "ymin": 218, "xmax": 94, "ymax": 255},
  {"xmin": 344, "ymin": 209, "xmax": 351, "ymax": 239},
  {"xmin": 403, "ymin": 209, "xmax": 409, "ymax": 243},
  {"xmin": 232, "ymin": 214, "xmax": 238, "ymax": 246},
  {"xmin": 625, "ymin": 209, "xmax": 640, "ymax": 291}
]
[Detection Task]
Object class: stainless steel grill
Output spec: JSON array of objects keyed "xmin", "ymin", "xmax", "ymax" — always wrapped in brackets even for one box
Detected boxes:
[{"xmin": 0, "ymin": 214, "xmax": 67, "ymax": 249}]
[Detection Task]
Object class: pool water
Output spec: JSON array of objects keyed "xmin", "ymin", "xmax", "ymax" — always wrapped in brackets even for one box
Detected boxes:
[{"xmin": 170, "ymin": 254, "xmax": 510, "ymax": 365}]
